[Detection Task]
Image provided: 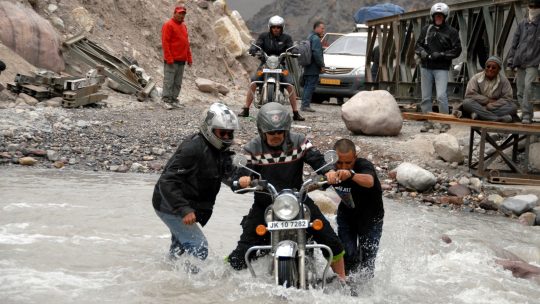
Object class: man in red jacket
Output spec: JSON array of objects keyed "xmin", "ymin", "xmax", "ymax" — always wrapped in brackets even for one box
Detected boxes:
[{"xmin": 161, "ymin": 6, "xmax": 192, "ymax": 109}]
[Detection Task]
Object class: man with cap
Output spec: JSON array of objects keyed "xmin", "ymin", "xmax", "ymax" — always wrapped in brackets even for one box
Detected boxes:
[
  {"xmin": 161, "ymin": 5, "xmax": 192, "ymax": 109},
  {"xmin": 459, "ymin": 56, "xmax": 517, "ymax": 122},
  {"xmin": 507, "ymin": 0, "xmax": 540, "ymax": 124}
]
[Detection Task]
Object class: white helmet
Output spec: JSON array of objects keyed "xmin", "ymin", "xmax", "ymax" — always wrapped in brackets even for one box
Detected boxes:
[
  {"xmin": 200, "ymin": 103, "xmax": 239, "ymax": 150},
  {"xmin": 430, "ymin": 3, "xmax": 450, "ymax": 21},
  {"xmin": 268, "ymin": 15, "xmax": 285, "ymax": 31}
]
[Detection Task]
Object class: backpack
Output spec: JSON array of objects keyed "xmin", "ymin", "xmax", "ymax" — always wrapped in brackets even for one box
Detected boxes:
[{"xmin": 296, "ymin": 36, "xmax": 313, "ymax": 66}]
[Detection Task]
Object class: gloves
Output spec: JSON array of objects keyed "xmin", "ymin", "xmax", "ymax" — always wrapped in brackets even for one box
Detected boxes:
[
  {"xmin": 420, "ymin": 50, "xmax": 428, "ymax": 59},
  {"xmin": 430, "ymin": 52, "xmax": 444, "ymax": 60}
]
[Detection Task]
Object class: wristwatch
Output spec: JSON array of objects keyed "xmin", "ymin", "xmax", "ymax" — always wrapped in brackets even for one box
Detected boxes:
[{"xmin": 349, "ymin": 169, "xmax": 355, "ymax": 179}]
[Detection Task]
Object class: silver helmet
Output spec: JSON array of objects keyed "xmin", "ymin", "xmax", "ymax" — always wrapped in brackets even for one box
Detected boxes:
[
  {"xmin": 256, "ymin": 102, "xmax": 292, "ymax": 138},
  {"xmin": 268, "ymin": 15, "xmax": 285, "ymax": 31},
  {"xmin": 200, "ymin": 103, "xmax": 239, "ymax": 150},
  {"xmin": 430, "ymin": 3, "xmax": 450, "ymax": 21}
]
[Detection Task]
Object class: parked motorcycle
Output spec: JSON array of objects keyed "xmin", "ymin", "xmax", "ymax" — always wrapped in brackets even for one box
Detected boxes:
[
  {"xmin": 232, "ymin": 150, "xmax": 338, "ymax": 289},
  {"xmin": 249, "ymin": 44, "xmax": 299, "ymax": 108}
]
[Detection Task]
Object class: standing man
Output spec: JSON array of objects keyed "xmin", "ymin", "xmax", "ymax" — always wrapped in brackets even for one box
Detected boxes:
[
  {"xmin": 301, "ymin": 21, "xmax": 325, "ymax": 113},
  {"xmin": 161, "ymin": 5, "xmax": 192, "ymax": 109},
  {"xmin": 326, "ymin": 139, "xmax": 384, "ymax": 279},
  {"xmin": 228, "ymin": 102, "xmax": 346, "ymax": 281},
  {"xmin": 507, "ymin": 0, "xmax": 540, "ymax": 124},
  {"xmin": 237, "ymin": 16, "xmax": 305, "ymax": 121},
  {"xmin": 152, "ymin": 103, "xmax": 238, "ymax": 262},
  {"xmin": 415, "ymin": 2, "xmax": 462, "ymax": 132}
]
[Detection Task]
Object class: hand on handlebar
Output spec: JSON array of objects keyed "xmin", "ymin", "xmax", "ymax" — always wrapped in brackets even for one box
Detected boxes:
[
  {"xmin": 326, "ymin": 170, "xmax": 353, "ymax": 184},
  {"xmin": 238, "ymin": 176, "xmax": 252, "ymax": 188},
  {"xmin": 325, "ymin": 170, "xmax": 339, "ymax": 184}
]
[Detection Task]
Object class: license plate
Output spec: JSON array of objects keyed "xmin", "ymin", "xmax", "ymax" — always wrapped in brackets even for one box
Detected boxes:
[
  {"xmin": 320, "ymin": 78, "xmax": 340, "ymax": 85},
  {"xmin": 267, "ymin": 220, "xmax": 309, "ymax": 231},
  {"xmin": 262, "ymin": 68, "xmax": 282, "ymax": 73}
]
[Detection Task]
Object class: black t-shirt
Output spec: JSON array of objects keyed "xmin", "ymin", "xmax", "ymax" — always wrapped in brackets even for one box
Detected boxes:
[{"xmin": 334, "ymin": 158, "xmax": 384, "ymax": 233}]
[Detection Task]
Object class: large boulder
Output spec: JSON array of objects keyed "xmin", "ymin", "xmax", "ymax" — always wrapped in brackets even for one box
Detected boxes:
[
  {"xmin": 395, "ymin": 162, "xmax": 436, "ymax": 192},
  {"xmin": 0, "ymin": 2, "xmax": 64, "ymax": 72},
  {"xmin": 230, "ymin": 10, "xmax": 252, "ymax": 45},
  {"xmin": 501, "ymin": 194, "xmax": 539, "ymax": 216},
  {"xmin": 213, "ymin": 16, "xmax": 247, "ymax": 58},
  {"xmin": 433, "ymin": 133, "xmax": 464, "ymax": 163},
  {"xmin": 71, "ymin": 7, "xmax": 95, "ymax": 33},
  {"xmin": 341, "ymin": 90, "xmax": 402, "ymax": 136}
]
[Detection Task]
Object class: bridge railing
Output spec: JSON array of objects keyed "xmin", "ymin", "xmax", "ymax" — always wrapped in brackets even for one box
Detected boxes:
[{"xmin": 366, "ymin": 0, "xmax": 539, "ymax": 105}]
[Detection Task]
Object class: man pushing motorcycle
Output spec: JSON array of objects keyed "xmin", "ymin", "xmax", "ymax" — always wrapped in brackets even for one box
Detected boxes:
[
  {"xmin": 227, "ymin": 102, "xmax": 345, "ymax": 281},
  {"xmin": 237, "ymin": 16, "xmax": 305, "ymax": 121}
]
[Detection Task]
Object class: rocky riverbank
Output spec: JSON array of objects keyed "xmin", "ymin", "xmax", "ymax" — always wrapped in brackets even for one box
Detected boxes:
[{"xmin": 1, "ymin": 89, "xmax": 539, "ymax": 226}]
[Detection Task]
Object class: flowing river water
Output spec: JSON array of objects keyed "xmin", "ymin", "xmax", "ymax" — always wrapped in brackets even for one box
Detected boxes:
[{"xmin": 1, "ymin": 168, "xmax": 539, "ymax": 303}]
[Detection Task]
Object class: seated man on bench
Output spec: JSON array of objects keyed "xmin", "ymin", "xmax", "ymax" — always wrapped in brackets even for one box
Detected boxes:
[{"xmin": 458, "ymin": 56, "xmax": 518, "ymax": 123}]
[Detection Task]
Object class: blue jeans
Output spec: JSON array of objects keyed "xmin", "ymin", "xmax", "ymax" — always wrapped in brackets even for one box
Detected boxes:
[
  {"xmin": 420, "ymin": 68, "xmax": 449, "ymax": 114},
  {"xmin": 155, "ymin": 210, "xmax": 208, "ymax": 260},
  {"xmin": 301, "ymin": 74, "xmax": 319, "ymax": 108},
  {"xmin": 515, "ymin": 67, "xmax": 538, "ymax": 119},
  {"xmin": 337, "ymin": 216, "xmax": 383, "ymax": 278}
]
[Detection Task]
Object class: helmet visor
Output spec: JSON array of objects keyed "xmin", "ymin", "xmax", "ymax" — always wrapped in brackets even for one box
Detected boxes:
[{"xmin": 214, "ymin": 129, "xmax": 234, "ymax": 140}]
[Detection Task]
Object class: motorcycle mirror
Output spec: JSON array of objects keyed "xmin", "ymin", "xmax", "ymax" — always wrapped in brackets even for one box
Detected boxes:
[
  {"xmin": 323, "ymin": 150, "xmax": 338, "ymax": 165},
  {"xmin": 233, "ymin": 155, "xmax": 248, "ymax": 167},
  {"xmin": 233, "ymin": 154, "xmax": 262, "ymax": 179},
  {"xmin": 285, "ymin": 44, "xmax": 297, "ymax": 52}
]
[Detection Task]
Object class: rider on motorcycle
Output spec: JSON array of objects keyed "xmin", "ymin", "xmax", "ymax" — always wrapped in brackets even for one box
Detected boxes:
[
  {"xmin": 237, "ymin": 16, "xmax": 305, "ymax": 121},
  {"xmin": 228, "ymin": 102, "xmax": 345, "ymax": 280}
]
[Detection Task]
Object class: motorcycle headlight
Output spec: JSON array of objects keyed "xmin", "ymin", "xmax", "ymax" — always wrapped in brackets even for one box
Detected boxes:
[
  {"xmin": 266, "ymin": 56, "xmax": 280, "ymax": 69},
  {"xmin": 273, "ymin": 192, "xmax": 299, "ymax": 220}
]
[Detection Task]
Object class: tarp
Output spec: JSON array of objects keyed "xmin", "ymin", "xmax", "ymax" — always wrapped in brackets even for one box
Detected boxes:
[{"xmin": 353, "ymin": 3, "xmax": 405, "ymax": 24}]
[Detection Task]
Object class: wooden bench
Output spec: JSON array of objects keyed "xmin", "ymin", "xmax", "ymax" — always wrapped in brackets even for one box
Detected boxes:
[{"xmin": 402, "ymin": 112, "xmax": 540, "ymax": 185}]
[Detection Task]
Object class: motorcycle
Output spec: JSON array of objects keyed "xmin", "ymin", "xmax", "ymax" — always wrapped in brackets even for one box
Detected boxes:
[
  {"xmin": 232, "ymin": 150, "xmax": 338, "ymax": 289},
  {"xmin": 249, "ymin": 43, "xmax": 299, "ymax": 108}
]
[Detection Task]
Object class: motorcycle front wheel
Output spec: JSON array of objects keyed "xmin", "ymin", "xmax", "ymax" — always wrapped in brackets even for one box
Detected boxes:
[
  {"xmin": 266, "ymin": 83, "xmax": 275, "ymax": 104},
  {"xmin": 277, "ymin": 257, "xmax": 298, "ymax": 288}
]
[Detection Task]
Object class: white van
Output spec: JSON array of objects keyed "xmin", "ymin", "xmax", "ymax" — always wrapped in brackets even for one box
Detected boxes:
[{"xmin": 312, "ymin": 31, "xmax": 368, "ymax": 104}]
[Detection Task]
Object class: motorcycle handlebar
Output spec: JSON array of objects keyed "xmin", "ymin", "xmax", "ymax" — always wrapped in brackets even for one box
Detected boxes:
[{"xmin": 233, "ymin": 179, "xmax": 266, "ymax": 194}]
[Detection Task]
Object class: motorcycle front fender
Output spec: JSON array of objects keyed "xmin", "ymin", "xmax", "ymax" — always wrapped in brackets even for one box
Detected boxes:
[
  {"xmin": 274, "ymin": 240, "xmax": 298, "ymax": 258},
  {"xmin": 265, "ymin": 77, "xmax": 276, "ymax": 84}
]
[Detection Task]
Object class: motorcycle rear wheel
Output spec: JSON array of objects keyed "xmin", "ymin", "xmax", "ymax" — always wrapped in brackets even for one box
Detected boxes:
[{"xmin": 277, "ymin": 257, "xmax": 298, "ymax": 288}]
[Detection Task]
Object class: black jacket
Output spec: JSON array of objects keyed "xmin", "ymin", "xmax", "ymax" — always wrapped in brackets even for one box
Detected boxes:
[
  {"xmin": 415, "ymin": 22, "xmax": 462, "ymax": 70},
  {"xmin": 152, "ymin": 133, "xmax": 234, "ymax": 217},
  {"xmin": 507, "ymin": 15, "xmax": 540, "ymax": 68},
  {"xmin": 233, "ymin": 132, "xmax": 329, "ymax": 208},
  {"xmin": 250, "ymin": 31, "xmax": 294, "ymax": 58}
]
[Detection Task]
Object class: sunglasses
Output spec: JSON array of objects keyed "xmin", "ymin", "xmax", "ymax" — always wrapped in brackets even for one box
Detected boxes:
[
  {"xmin": 266, "ymin": 130, "xmax": 285, "ymax": 136},
  {"xmin": 215, "ymin": 129, "xmax": 234, "ymax": 138},
  {"xmin": 485, "ymin": 64, "xmax": 499, "ymax": 70},
  {"xmin": 270, "ymin": 26, "xmax": 282, "ymax": 29}
]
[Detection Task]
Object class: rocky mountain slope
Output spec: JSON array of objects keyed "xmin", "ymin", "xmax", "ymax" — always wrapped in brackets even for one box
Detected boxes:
[
  {"xmin": 0, "ymin": 0, "xmax": 257, "ymax": 101},
  {"xmin": 247, "ymin": 0, "xmax": 461, "ymax": 40}
]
